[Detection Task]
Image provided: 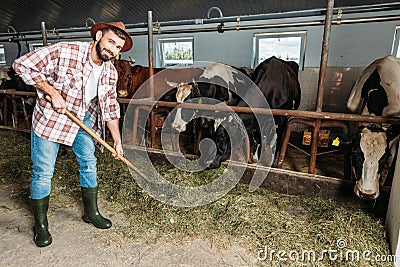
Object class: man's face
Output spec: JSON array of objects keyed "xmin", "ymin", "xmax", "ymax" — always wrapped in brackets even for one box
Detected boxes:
[{"xmin": 95, "ymin": 30, "xmax": 125, "ymax": 62}]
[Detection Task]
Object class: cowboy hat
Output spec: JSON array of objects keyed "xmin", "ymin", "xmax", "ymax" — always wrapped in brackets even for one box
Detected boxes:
[{"xmin": 90, "ymin": 21, "xmax": 133, "ymax": 52}]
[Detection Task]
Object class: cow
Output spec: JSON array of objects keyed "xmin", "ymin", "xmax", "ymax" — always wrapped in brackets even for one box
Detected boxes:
[
  {"xmin": 347, "ymin": 55, "xmax": 400, "ymax": 199},
  {"xmin": 113, "ymin": 57, "xmax": 136, "ymax": 98},
  {"xmin": 167, "ymin": 63, "xmax": 250, "ymax": 133},
  {"xmin": 164, "ymin": 63, "xmax": 254, "ymax": 157},
  {"xmin": 124, "ymin": 66, "xmax": 204, "ymax": 148},
  {"xmin": 0, "ymin": 67, "xmax": 36, "ymax": 126},
  {"xmin": 168, "ymin": 80, "xmax": 234, "ymax": 133},
  {"xmin": 113, "ymin": 58, "xmax": 165, "ymax": 99},
  {"xmin": 0, "ymin": 67, "xmax": 36, "ymax": 92},
  {"xmin": 203, "ymin": 56, "xmax": 301, "ymax": 169}
]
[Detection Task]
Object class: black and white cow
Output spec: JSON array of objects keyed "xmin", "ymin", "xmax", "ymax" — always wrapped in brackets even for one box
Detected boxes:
[
  {"xmin": 204, "ymin": 56, "xmax": 301, "ymax": 169},
  {"xmin": 167, "ymin": 63, "xmax": 249, "ymax": 132},
  {"xmin": 0, "ymin": 67, "xmax": 36, "ymax": 125},
  {"xmin": 347, "ymin": 55, "xmax": 400, "ymax": 199}
]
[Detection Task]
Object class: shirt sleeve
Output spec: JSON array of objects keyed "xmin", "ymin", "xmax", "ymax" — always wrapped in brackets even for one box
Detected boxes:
[
  {"xmin": 103, "ymin": 87, "xmax": 121, "ymax": 121},
  {"xmin": 12, "ymin": 43, "xmax": 60, "ymax": 85}
]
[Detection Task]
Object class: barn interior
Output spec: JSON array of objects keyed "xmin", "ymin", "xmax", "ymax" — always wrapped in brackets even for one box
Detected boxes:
[
  {"xmin": 1, "ymin": 0, "xmax": 400, "ymax": 189},
  {"xmin": 2, "ymin": 0, "xmax": 400, "ymax": 181},
  {"xmin": 1, "ymin": 0, "xmax": 400, "ymax": 264}
]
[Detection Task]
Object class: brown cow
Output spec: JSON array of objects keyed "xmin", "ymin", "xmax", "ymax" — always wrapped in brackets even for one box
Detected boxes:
[
  {"xmin": 128, "ymin": 65, "xmax": 165, "ymax": 99},
  {"xmin": 113, "ymin": 57, "xmax": 136, "ymax": 98},
  {"xmin": 113, "ymin": 58, "xmax": 166, "ymax": 99}
]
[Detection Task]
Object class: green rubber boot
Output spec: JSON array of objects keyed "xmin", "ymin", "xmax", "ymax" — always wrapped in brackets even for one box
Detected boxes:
[
  {"xmin": 81, "ymin": 187, "xmax": 112, "ymax": 229},
  {"xmin": 30, "ymin": 195, "xmax": 52, "ymax": 247}
]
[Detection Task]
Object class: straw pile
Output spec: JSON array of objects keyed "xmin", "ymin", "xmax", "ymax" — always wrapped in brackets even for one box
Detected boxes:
[{"xmin": 0, "ymin": 130, "xmax": 392, "ymax": 266}]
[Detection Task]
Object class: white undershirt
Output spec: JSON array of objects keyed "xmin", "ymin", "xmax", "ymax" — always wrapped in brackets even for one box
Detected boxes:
[{"xmin": 85, "ymin": 57, "xmax": 103, "ymax": 108}]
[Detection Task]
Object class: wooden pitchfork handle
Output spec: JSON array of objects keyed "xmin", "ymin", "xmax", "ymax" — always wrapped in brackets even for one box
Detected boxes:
[{"xmin": 44, "ymin": 95, "xmax": 147, "ymax": 180}]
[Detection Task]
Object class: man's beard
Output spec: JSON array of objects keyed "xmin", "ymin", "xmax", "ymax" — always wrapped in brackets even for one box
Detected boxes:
[{"xmin": 96, "ymin": 42, "xmax": 115, "ymax": 62}]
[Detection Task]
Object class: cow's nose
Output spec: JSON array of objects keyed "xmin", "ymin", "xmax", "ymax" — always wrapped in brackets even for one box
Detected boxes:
[
  {"xmin": 208, "ymin": 160, "xmax": 222, "ymax": 169},
  {"xmin": 172, "ymin": 125, "xmax": 184, "ymax": 132},
  {"xmin": 358, "ymin": 190, "xmax": 377, "ymax": 200}
]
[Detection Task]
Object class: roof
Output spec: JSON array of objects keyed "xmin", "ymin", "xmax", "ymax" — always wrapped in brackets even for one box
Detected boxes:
[{"xmin": 1, "ymin": 0, "xmax": 399, "ymax": 34}]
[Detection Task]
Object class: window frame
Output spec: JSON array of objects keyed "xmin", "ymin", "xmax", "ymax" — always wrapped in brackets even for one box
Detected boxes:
[
  {"xmin": 29, "ymin": 42, "xmax": 51, "ymax": 52},
  {"xmin": 158, "ymin": 37, "xmax": 194, "ymax": 67},
  {"xmin": 391, "ymin": 26, "xmax": 400, "ymax": 57},
  {"xmin": 0, "ymin": 45, "xmax": 6, "ymax": 66},
  {"xmin": 252, "ymin": 31, "xmax": 307, "ymax": 70}
]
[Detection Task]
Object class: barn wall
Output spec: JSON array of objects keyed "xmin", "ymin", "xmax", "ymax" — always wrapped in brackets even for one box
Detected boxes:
[
  {"xmin": 2, "ymin": 9, "xmax": 399, "ymax": 113},
  {"xmin": 122, "ymin": 14, "xmax": 399, "ymax": 112}
]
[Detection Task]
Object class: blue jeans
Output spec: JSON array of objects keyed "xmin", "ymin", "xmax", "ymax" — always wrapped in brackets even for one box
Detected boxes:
[{"xmin": 30, "ymin": 112, "xmax": 97, "ymax": 199}]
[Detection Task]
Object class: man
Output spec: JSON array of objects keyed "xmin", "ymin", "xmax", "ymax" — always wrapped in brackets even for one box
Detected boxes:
[{"xmin": 13, "ymin": 21, "xmax": 133, "ymax": 247}]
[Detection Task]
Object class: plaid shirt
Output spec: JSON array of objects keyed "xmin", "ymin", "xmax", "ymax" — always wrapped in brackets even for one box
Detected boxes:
[{"xmin": 13, "ymin": 41, "xmax": 120, "ymax": 147}]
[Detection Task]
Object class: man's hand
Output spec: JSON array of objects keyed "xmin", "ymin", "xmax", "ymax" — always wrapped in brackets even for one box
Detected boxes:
[
  {"xmin": 50, "ymin": 92, "xmax": 67, "ymax": 114},
  {"xmin": 106, "ymin": 119, "xmax": 123, "ymax": 160},
  {"xmin": 35, "ymin": 81, "xmax": 66, "ymax": 114},
  {"xmin": 113, "ymin": 140, "xmax": 124, "ymax": 159}
]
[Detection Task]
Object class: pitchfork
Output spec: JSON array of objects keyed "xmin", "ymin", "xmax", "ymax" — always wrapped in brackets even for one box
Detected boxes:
[{"xmin": 44, "ymin": 95, "xmax": 147, "ymax": 180}]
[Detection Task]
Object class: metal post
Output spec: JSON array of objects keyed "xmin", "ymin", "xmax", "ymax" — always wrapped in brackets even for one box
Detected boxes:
[
  {"xmin": 40, "ymin": 21, "xmax": 48, "ymax": 46},
  {"xmin": 147, "ymin": 11, "xmax": 154, "ymax": 99},
  {"xmin": 147, "ymin": 11, "xmax": 156, "ymax": 147},
  {"xmin": 316, "ymin": 0, "xmax": 334, "ymax": 112},
  {"xmin": 309, "ymin": 0, "xmax": 335, "ymax": 174}
]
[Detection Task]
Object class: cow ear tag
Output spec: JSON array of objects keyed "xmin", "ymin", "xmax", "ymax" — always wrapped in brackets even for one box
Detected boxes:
[
  {"xmin": 197, "ymin": 98, "xmax": 202, "ymax": 104},
  {"xmin": 332, "ymin": 137, "xmax": 340, "ymax": 146}
]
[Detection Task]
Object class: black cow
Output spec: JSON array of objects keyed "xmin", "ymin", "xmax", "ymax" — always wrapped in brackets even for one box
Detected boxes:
[
  {"xmin": 204, "ymin": 56, "xmax": 301, "ymax": 169},
  {"xmin": 167, "ymin": 63, "xmax": 250, "ymax": 133},
  {"xmin": 168, "ymin": 80, "xmax": 231, "ymax": 132},
  {"xmin": 0, "ymin": 67, "xmax": 35, "ymax": 92},
  {"xmin": 0, "ymin": 67, "xmax": 36, "ymax": 125},
  {"xmin": 164, "ymin": 63, "xmax": 253, "ymax": 156},
  {"xmin": 347, "ymin": 55, "xmax": 400, "ymax": 199}
]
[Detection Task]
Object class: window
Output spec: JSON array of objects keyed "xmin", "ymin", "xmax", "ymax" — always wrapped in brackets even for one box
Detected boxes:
[
  {"xmin": 29, "ymin": 42, "xmax": 51, "ymax": 51},
  {"xmin": 158, "ymin": 37, "xmax": 194, "ymax": 67},
  {"xmin": 252, "ymin": 31, "xmax": 306, "ymax": 69},
  {"xmin": 0, "ymin": 45, "xmax": 5, "ymax": 66},
  {"xmin": 392, "ymin": 26, "xmax": 400, "ymax": 57}
]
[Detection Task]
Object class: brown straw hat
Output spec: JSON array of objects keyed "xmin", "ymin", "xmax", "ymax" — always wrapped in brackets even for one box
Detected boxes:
[{"xmin": 90, "ymin": 21, "xmax": 133, "ymax": 52}]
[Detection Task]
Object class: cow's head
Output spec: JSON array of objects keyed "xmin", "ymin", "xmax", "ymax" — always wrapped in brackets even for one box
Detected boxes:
[
  {"xmin": 200, "ymin": 115, "xmax": 251, "ymax": 169},
  {"xmin": 351, "ymin": 124, "xmax": 392, "ymax": 199},
  {"xmin": 200, "ymin": 117, "xmax": 233, "ymax": 169},
  {"xmin": 166, "ymin": 80, "xmax": 201, "ymax": 132},
  {"xmin": 114, "ymin": 57, "xmax": 135, "ymax": 98}
]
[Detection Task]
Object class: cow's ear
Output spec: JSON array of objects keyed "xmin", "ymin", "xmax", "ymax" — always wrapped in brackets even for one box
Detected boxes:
[
  {"xmin": 193, "ymin": 84, "xmax": 201, "ymax": 96},
  {"xmin": 386, "ymin": 124, "xmax": 400, "ymax": 142},
  {"xmin": 330, "ymin": 132, "xmax": 356, "ymax": 146},
  {"xmin": 192, "ymin": 78, "xmax": 198, "ymax": 87}
]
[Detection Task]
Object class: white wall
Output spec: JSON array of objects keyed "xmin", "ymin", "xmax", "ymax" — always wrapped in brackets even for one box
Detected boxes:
[
  {"xmin": 119, "ymin": 10, "xmax": 399, "ymax": 68},
  {"xmin": 4, "ymin": 10, "xmax": 399, "ymax": 68}
]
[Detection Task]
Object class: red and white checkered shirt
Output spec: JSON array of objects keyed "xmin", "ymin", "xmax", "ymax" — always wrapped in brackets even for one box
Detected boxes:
[{"xmin": 13, "ymin": 41, "xmax": 120, "ymax": 147}]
